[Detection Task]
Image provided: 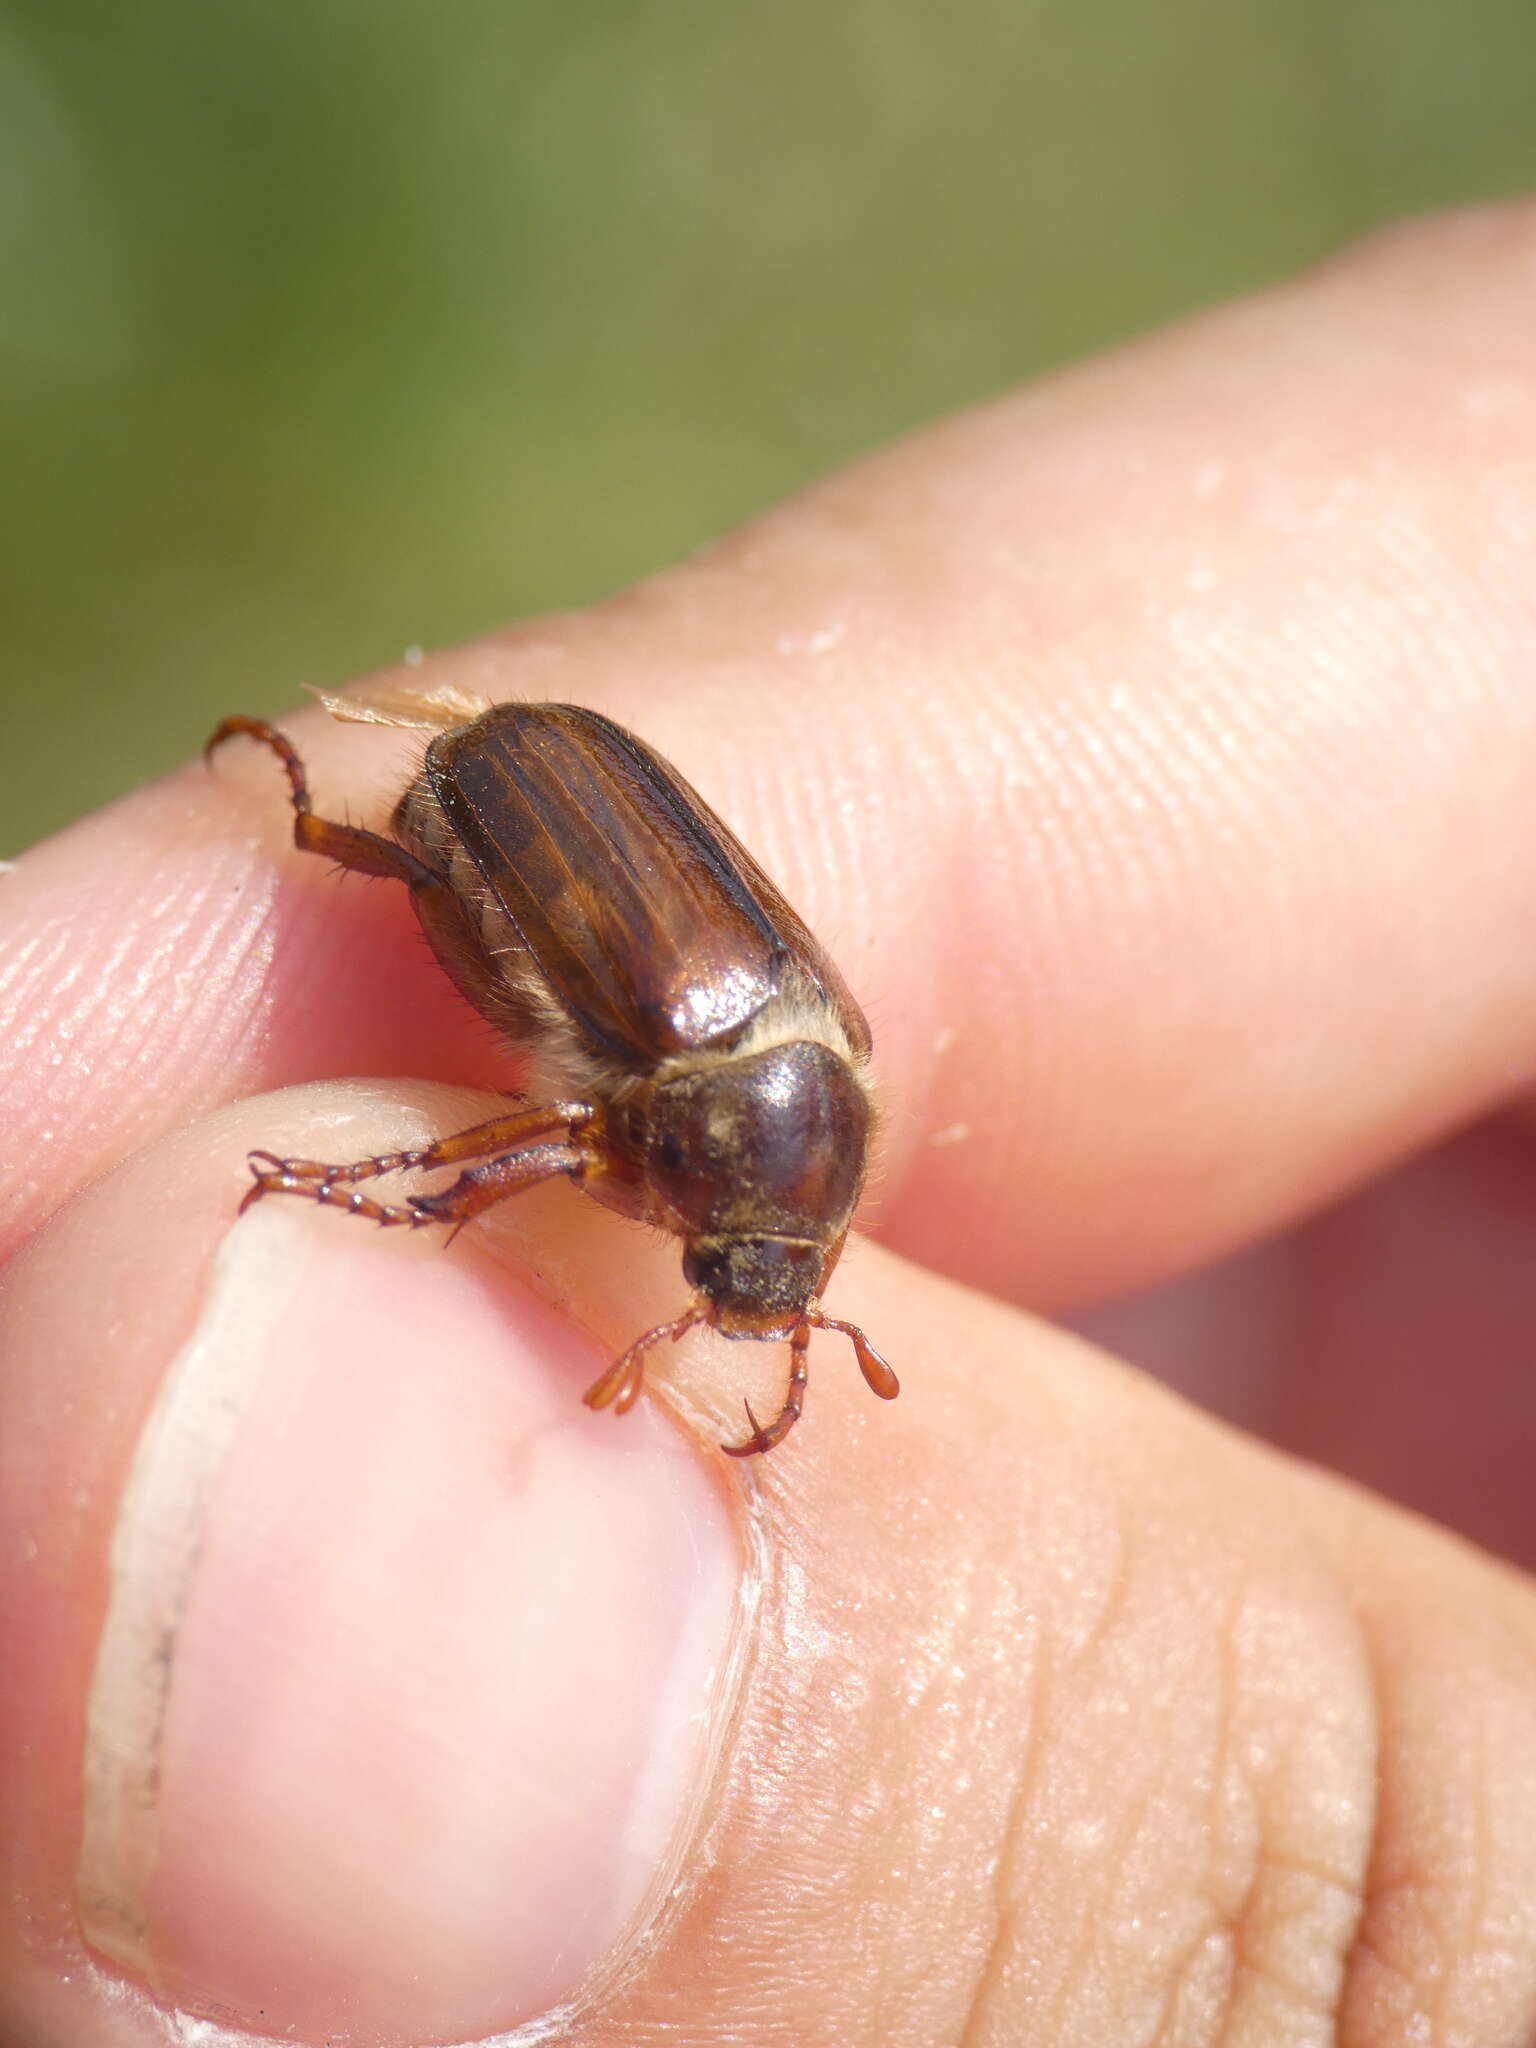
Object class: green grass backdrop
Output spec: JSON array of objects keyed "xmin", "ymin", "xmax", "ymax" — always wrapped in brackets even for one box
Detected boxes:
[{"xmin": 4, "ymin": 0, "xmax": 1534, "ymax": 851}]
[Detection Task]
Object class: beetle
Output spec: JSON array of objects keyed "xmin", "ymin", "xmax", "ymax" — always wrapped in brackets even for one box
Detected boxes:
[{"xmin": 206, "ymin": 689, "xmax": 897, "ymax": 1455}]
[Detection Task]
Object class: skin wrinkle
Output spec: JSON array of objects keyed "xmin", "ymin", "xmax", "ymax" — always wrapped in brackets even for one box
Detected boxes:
[
  {"xmin": 1446, "ymin": 1627, "xmax": 1536, "ymax": 2042},
  {"xmin": 960, "ymin": 1476, "xmax": 1381, "ymax": 2048},
  {"xmin": 1219, "ymin": 1947, "xmax": 1334, "ymax": 2046},
  {"xmin": 1462, "ymin": 1706, "xmax": 1493, "ymax": 2044},
  {"xmin": 1417, "ymin": 1755, "xmax": 1486, "ymax": 2038},
  {"xmin": 1476, "ymin": 1602, "xmax": 1536, "ymax": 2010},
  {"xmin": 1346, "ymin": 1852, "xmax": 1452, "ymax": 2031},
  {"xmin": 1207, "ymin": 1756, "xmax": 1365, "ymax": 2040},
  {"xmin": 1329, "ymin": 1581, "xmax": 1536, "ymax": 2048},
  {"xmin": 151, "ymin": 878, "xmax": 276, "ymax": 1072},
  {"xmin": 855, "ymin": 1646, "xmax": 975, "ymax": 2040},
  {"xmin": 1214, "ymin": 1601, "xmax": 1340, "ymax": 2039},
  {"xmin": 1155, "ymin": 1932, "xmax": 1239, "ymax": 2048},
  {"xmin": 1214, "ymin": 1524, "xmax": 1381, "ymax": 2048},
  {"xmin": 953, "ymin": 1493, "xmax": 1138, "ymax": 2046},
  {"xmin": 1341, "ymin": 1930, "xmax": 1427, "ymax": 2047},
  {"xmin": 1202, "ymin": 1572, "xmax": 1266, "ymax": 2032},
  {"xmin": 109, "ymin": 853, "xmax": 256, "ymax": 1026},
  {"xmin": 886, "ymin": 1531, "xmax": 1039, "ymax": 2048},
  {"xmin": 6, "ymin": 926, "xmax": 116, "ymax": 1060},
  {"xmin": 1163, "ymin": 1802, "xmax": 1353, "ymax": 2042},
  {"xmin": 1073, "ymin": 1777, "xmax": 1180, "ymax": 2041},
  {"xmin": 0, "ymin": 919, "xmax": 70, "ymax": 1014},
  {"xmin": 1163, "ymin": 1932, "xmax": 1239, "ymax": 2048},
  {"xmin": 0, "ymin": 858, "xmax": 278, "ymax": 1245},
  {"xmin": 657, "ymin": 1454, "xmax": 1035, "ymax": 2048},
  {"xmin": 951, "ymin": 1653, "xmax": 1040, "ymax": 2048},
  {"xmin": 1001, "ymin": 674, "xmax": 1313, "ymax": 1223}
]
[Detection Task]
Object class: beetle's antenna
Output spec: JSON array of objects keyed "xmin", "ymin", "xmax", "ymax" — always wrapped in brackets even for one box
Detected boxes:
[{"xmin": 582, "ymin": 1305, "xmax": 703, "ymax": 1418}]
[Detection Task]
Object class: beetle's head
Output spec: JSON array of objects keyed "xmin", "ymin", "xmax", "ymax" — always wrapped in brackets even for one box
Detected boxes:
[{"xmin": 683, "ymin": 1233, "xmax": 825, "ymax": 1339}]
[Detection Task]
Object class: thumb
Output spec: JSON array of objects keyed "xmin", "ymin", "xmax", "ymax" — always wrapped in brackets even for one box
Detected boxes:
[{"xmin": 7, "ymin": 1083, "xmax": 1536, "ymax": 2046}]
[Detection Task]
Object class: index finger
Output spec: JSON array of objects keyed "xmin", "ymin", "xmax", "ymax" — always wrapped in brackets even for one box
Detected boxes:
[{"xmin": 8, "ymin": 202, "xmax": 1536, "ymax": 1306}]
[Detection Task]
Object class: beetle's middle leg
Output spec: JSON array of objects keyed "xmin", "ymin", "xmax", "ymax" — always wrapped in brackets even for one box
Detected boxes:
[
  {"xmin": 243, "ymin": 1136, "xmax": 590, "ymax": 1230},
  {"xmin": 206, "ymin": 715, "xmax": 440, "ymax": 889},
  {"xmin": 243, "ymin": 1101, "xmax": 595, "ymax": 1200}
]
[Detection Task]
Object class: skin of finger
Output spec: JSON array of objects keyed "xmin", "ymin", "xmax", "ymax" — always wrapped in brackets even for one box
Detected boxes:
[
  {"xmin": 11, "ymin": 202, "xmax": 1536, "ymax": 1312},
  {"xmin": 8, "ymin": 1088, "xmax": 1536, "ymax": 2046}
]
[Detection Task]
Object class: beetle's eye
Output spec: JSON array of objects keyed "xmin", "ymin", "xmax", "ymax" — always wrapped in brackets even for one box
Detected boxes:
[{"xmin": 657, "ymin": 1131, "xmax": 686, "ymax": 1172}]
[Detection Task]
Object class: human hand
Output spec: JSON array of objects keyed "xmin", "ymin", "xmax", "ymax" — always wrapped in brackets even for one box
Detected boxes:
[{"xmin": 8, "ymin": 202, "xmax": 1536, "ymax": 2047}]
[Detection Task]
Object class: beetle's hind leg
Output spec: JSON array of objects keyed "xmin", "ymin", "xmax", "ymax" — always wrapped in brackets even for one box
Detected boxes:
[
  {"xmin": 206, "ymin": 714, "xmax": 439, "ymax": 888},
  {"xmin": 721, "ymin": 1321, "xmax": 811, "ymax": 1458}
]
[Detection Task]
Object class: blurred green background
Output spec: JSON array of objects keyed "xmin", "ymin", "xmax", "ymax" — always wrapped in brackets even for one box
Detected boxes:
[{"xmin": 3, "ymin": 0, "xmax": 1534, "ymax": 853}]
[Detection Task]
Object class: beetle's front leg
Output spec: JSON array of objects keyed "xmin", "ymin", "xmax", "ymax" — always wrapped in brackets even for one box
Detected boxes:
[{"xmin": 721, "ymin": 1320, "xmax": 812, "ymax": 1457}]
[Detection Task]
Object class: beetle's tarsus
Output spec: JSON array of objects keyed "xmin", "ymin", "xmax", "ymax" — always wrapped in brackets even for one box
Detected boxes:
[
  {"xmin": 721, "ymin": 1399, "xmax": 773, "ymax": 1459},
  {"xmin": 205, "ymin": 714, "xmax": 314, "ymax": 815},
  {"xmin": 721, "ymin": 1322, "xmax": 811, "ymax": 1457}
]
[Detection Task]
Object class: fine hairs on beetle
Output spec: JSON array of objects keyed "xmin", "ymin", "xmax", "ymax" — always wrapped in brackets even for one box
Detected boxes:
[{"xmin": 206, "ymin": 687, "xmax": 897, "ymax": 1455}]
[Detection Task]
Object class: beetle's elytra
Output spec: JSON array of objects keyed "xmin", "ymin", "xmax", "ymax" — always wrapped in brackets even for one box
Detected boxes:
[{"xmin": 206, "ymin": 690, "xmax": 896, "ymax": 1455}]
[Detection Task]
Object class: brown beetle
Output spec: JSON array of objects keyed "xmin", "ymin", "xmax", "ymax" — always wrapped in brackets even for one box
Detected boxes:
[{"xmin": 206, "ymin": 690, "xmax": 896, "ymax": 1455}]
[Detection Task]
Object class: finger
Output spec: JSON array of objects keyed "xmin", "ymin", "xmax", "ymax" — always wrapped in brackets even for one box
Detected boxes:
[
  {"xmin": 0, "ymin": 754, "xmax": 522, "ymax": 1264},
  {"xmin": 7, "ymin": 1087, "xmax": 1536, "ymax": 2044},
  {"xmin": 12, "ymin": 203, "xmax": 1536, "ymax": 1306},
  {"xmin": 1072, "ymin": 1107, "xmax": 1536, "ymax": 1570},
  {"xmin": 1, "ymin": 1083, "xmax": 739, "ymax": 2046}
]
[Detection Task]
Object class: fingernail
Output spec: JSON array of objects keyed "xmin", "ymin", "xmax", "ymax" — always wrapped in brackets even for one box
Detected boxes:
[{"xmin": 78, "ymin": 1203, "xmax": 742, "ymax": 2044}]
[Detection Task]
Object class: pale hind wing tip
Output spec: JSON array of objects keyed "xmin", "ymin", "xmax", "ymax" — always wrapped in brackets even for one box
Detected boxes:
[{"xmin": 305, "ymin": 682, "xmax": 493, "ymax": 731}]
